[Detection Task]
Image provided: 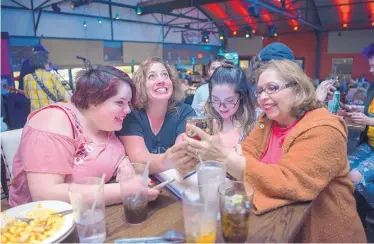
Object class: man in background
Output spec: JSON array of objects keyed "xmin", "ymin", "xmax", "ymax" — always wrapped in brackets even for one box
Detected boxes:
[{"xmin": 18, "ymin": 44, "xmax": 49, "ymax": 90}]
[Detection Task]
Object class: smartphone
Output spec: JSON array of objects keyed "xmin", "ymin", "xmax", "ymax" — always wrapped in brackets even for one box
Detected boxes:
[
  {"xmin": 339, "ymin": 102, "xmax": 348, "ymax": 110},
  {"xmin": 186, "ymin": 116, "xmax": 213, "ymax": 140},
  {"xmin": 339, "ymin": 102, "xmax": 353, "ymax": 112}
]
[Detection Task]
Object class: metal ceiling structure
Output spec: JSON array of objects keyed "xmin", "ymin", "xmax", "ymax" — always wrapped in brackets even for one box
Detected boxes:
[
  {"xmin": 197, "ymin": 0, "xmax": 374, "ymax": 37},
  {"xmin": 2, "ymin": 0, "xmax": 373, "ymax": 39},
  {"xmin": 1, "ymin": 0, "xmax": 223, "ymax": 40}
]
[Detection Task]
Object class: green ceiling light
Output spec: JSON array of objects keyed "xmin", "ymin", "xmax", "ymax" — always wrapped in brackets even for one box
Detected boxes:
[{"xmin": 136, "ymin": 4, "xmax": 142, "ymax": 15}]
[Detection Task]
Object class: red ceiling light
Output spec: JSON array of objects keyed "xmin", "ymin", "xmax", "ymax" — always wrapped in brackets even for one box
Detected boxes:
[
  {"xmin": 230, "ymin": 0, "xmax": 256, "ymax": 29},
  {"xmin": 293, "ymin": 26, "xmax": 299, "ymax": 31},
  {"xmin": 334, "ymin": 0, "xmax": 351, "ymax": 27},
  {"xmin": 203, "ymin": 3, "xmax": 238, "ymax": 32},
  {"xmin": 368, "ymin": 2, "xmax": 374, "ymax": 26},
  {"xmin": 261, "ymin": 8, "xmax": 272, "ymax": 25},
  {"xmin": 274, "ymin": 0, "xmax": 298, "ymax": 28},
  {"xmin": 343, "ymin": 23, "xmax": 348, "ymax": 28}
]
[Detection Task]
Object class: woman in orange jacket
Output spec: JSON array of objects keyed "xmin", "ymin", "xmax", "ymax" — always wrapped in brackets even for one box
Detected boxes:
[{"xmin": 184, "ymin": 59, "xmax": 366, "ymax": 242}]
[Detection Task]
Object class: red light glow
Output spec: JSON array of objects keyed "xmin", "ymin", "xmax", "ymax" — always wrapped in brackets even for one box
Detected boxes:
[
  {"xmin": 203, "ymin": 3, "xmax": 238, "ymax": 31},
  {"xmin": 274, "ymin": 0, "xmax": 299, "ymax": 28},
  {"xmin": 334, "ymin": 0, "xmax": 351, "ymax": 25},
  {"xmin": 230, "ymin": 0, "xmax": 257, "ymax": 29}
]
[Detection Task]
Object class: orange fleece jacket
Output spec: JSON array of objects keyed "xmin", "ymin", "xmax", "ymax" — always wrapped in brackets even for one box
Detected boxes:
[{"xmin": 242, "ymin": 108, "xmax": 366, "ymax": 243}]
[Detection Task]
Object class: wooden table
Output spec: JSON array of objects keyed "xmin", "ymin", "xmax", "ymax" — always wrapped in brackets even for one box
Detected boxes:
[
  {"xmin": 67, "ymin": 190, "xmax": 311, "ymax": 243},
  {"xmin": 2, "ymin": 191, "xmax": 312, "ymax": 243}
]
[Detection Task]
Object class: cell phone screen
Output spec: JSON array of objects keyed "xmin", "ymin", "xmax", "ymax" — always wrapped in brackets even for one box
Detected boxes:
[{"xmin": 186, "ymin": 117, "xmax": 213, "ymax": 140}]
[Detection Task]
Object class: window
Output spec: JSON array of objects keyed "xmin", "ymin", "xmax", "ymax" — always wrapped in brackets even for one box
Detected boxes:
[
  {"xmin": 332, "ymin": 58, "xmax": 353, "ymax": 76},
  {"xmin": 104, "ymin": 41, "xmax": 123, "ymax": 63}
]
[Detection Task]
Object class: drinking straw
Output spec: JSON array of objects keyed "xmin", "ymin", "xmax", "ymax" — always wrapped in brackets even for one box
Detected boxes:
[
  {"xmin": 89, "ymin": 173, "xmax": 106, "ymax": 214},
  {"xmin": 82, "ymin": 174, "xmax": 106, "ymax": 237},
  {"xmin": 133, "ymin": 159, "xmax": 151, "ymax": 202},
  {"xmin": 143, "ymin": 159, "xmax": 151, "ymax": 182}
]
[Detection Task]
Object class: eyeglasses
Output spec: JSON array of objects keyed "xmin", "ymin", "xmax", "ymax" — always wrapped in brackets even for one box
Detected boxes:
[
  {"xmin": 208, "ymin": 97, "xmax": 240, "ymax": 109},
  {"xmin": 254, "ymin": 83, "xmax": 297, "ymax": 97}
]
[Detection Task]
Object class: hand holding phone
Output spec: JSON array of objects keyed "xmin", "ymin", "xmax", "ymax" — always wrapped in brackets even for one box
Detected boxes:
[
  {"xmin": 186, "ymin": 116, "xmax": 213, "ymax": 140},
  {"xmin": 339, "ymin": 102, "xmax": 349, "ymax": 110}
]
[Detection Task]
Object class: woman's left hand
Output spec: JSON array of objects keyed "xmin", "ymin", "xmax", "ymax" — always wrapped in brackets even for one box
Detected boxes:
[
  {"xmin": 183, "ymin": 123, "xmax": 228, "ymax": 161},
  {"xmin": 316, "ymin": 79, "xmax": 336, "ymax": 102}
]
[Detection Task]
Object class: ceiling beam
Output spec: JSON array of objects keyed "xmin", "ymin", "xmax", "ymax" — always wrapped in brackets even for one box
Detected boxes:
[
  {"xmin": 309, "ymin": 0, "xmax": 322, "ymax": 28},
  {"xmin": 32, "ymin": 9, "xmax": 218, "ymax": 33},
  {"xmin": 289, "ymin": 1, "xmax": 374, "ymax": 11},
  {"xmin": 196, "ymin": 5, "xmax": 220, "ymax": 29},
  {"xmin": 93, "ymin": 0, "xmax": 209, "ymax": 23},
  {"xmin": 1, "ymin": 5, "xmax": 27, "ymax": 10},
  {"xmin": 9, "ymin": 0, "xmax": 30, "ymax": 9},
  {"xmin": 247, "ymin": 0, "xmax": 323, "ymax": 31},
  {"xmin": 34, "ymin": 0, "xmax": 52, "ymax": 10}
]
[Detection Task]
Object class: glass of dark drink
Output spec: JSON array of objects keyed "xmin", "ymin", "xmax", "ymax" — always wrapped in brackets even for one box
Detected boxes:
[
  {"xmin": 118, "ymin": 163, "xmax": 149, "ymax": 225},
  {"xmin": 218, "ymin": 181, "xmax": 253, "ymax": 243}
]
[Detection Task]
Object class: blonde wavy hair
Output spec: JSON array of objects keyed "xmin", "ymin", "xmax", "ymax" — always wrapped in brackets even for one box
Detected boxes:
[
  {"xmin": 132, "ymin": 57, "xmax": 185, "ymax": 112},
  {"xmin": 255, "ymin": 60, "xmax": 323, "ymax": 118}
]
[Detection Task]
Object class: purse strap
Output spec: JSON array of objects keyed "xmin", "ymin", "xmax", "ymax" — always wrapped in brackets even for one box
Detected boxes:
[{"xmin": 32, "ymin": 73, "xmax": 58, "ymax": 102}]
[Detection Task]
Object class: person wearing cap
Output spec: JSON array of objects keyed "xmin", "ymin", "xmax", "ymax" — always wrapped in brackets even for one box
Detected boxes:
[
  {"xmin": 248, "ymin": 42, "xmax": 336, "ymax": 102},
  {"xmin": 18, "ymin": 44, "xmax": 49, "ymax": 91},
  {"xmin": 23, "ymin": 50, "xmax": 70, "ymax": 112}
]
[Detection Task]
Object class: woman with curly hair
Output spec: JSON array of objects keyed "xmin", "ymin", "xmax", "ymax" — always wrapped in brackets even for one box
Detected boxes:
[{"xmin": 117, "ymin": 57, "xmax": 196, "ymax": 173}]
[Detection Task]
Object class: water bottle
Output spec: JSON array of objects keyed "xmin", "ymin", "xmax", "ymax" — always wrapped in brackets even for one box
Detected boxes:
[{"xmin": 331, "ymin": 88, "xmax": 341, "ymax": 114}]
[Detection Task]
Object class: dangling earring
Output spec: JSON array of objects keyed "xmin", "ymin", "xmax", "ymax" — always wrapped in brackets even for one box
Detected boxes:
[{"xmin": 296, "ymin": 93, "xmax": 301, "ymax": 100}]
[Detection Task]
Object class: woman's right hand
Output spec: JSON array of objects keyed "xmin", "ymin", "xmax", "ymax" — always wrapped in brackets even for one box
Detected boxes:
[
  {"xmin": 121, "ymin": 176, "xmax": 160, "ymax": 201},
  {"xmin": 165, "ymin": 142, "xmax": 197, "ymax": 173}
]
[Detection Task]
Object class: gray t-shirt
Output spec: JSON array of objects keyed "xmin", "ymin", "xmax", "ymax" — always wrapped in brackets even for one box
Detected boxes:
[{"xmin": 117, "ymin": 103, "xmax": 196, "ymax": 154}]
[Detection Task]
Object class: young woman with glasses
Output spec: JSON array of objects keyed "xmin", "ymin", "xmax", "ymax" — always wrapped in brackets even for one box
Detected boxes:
[{"xmin": 204, "ymin": 62, "xmax": 257, "ymax": 148}]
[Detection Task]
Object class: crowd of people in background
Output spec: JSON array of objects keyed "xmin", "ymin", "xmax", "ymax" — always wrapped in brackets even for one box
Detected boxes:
[{"xmin": 2, "ymin": 41, "xmax": 374, "ymax": 242}]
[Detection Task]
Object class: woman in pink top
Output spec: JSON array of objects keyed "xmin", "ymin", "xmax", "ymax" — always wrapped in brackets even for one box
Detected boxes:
[{"xmin": 9, "ymin": 66, "xmax": 159, "ymax": 207}]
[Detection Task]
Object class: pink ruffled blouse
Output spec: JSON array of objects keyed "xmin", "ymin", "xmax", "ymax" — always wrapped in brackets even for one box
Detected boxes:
[{"xmin": 9, "ymin": 103, "xmax": 126, "ymax": 206}]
